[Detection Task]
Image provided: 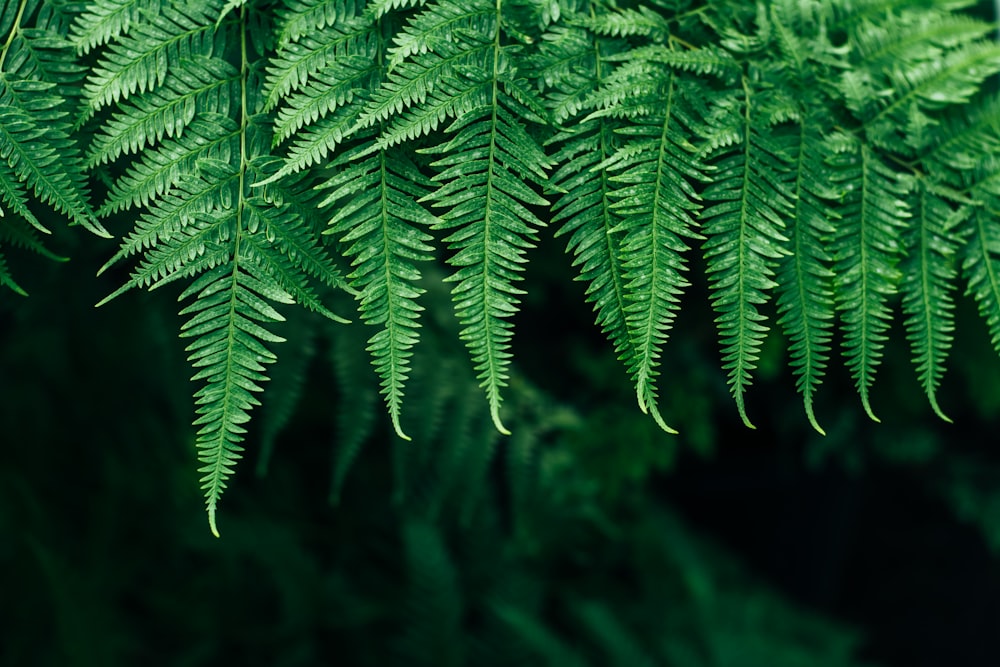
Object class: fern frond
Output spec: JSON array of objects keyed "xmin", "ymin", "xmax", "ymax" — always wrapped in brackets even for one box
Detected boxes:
[
  {"xmin": 263, "ymin": 9, "xmax": 375, "ymax": 111},
  {"xmin": 85, "ymin": 56, "xmax": 239, "ymax": 167},
  {"xmin": 0, "ymin": 156, "xmax": 45, "ymax": 233},
  {"xmin": 700, "ymin": 82, "xmax": 792, "ymax": 429},
  {"xmin": 901, "ymin": 178, "xmax": 962, "ymax": 422},
  {"xmin": 276, "ymin": 0, "xmax": 361, "ymax": 45},
  {"xmin": 533, "ymin": 24, "xmax": 601, "ymax": 124},
  {"xmin": 0, "ymin": 102, "xmax": 105, "ymax": 236},
  {"xmin": 367, "ymin": 0, "xmax": 427, "ymax": 21},
  {"xmin": 0, "ymin": 5, "xmax": 105, "ymax": 237},
  {"xmin": 97, "ymin": 164, "xmax": 239, "ymax": 275},
  {"xmin": 272, "ymin": 55, "xmax": 378, "ymax": 145},
  {"xmin": 180, "ymin": 260, "xmax": 289, "ymax": 538},
  {"xmin": 851, "ymin": 8, "xmax": 992, "ymax": 71},
  {"xmin": 551, "ymin": 118, "xmax": 636, "ymax": 423},
  {"xmin": 852, "ymin": 36, "xmax": 1000, "ymax": 152},
  {"xmin": 98, "ymin": 112, "xmax": 240, "ymax": 216},
  {"xmin": 573, "ymin": 5, "xmax": 670, "ymax": 40},
  {"xmin": 606, "ymin": 44, "xmax": 740, "ymax": 81},
  {"xmin": 386, "ymin": 0, "xmax": 493, "ymax": 70},
  {"xmin": 774, "ymin": 115, "xmax": 837, "ymax": 435},
  {"xmin": 94, "ymin": 5, "xmax": 350, "ymax": 534},
  {"xmin": 356, "ymin": 0, "xmax": 494, "ymax": 133},
  {"xmin": 572, "ymin": 41, "xmax": 710, "ymax": 432},
  {"xmin": 962, "ymin": 178, "xmax": 1000, "ymax": 357},
  {"xmin": 70, "ymin": 0, "xmax": 162, "ymax": 54},
  {"xmin": 370, "ymin": 69, "xmax": 491, "ymax": 150},
  {"xmin": 420, "ymin": 96, "xmax": 551, "ymax": 434},
  {"xmin": 320, "ymin": 145, "xmax": 436, "ymax": 439},
  {"xmin": 81, "ymin": 0, "xmax": 226, "ymax": 116},
  {"xmin": 239, "ymin": 197, "xmax": 350, "ymax": 323},
  {"xmin": 922, "ymin": 93, "xmax": 1000, "ymax": 186},
  {"xmin": 828, "ymin": 138, "xmax": 909, "ymax": 421}
]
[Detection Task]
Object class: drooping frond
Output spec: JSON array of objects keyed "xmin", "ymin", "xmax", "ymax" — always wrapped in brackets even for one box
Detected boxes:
[
  {"xmin": 92, "ymin": 4, "xmax": 349, "ymax": 535},
  {"xmin": 543, "ymin": 26, "xmax": 639, "ymax": 424},
  {"xmin": 355, "ymin": 0, "xmax": 495, "ymax": 142},
  {"xmin": 700, "ymin": 79, "xmax": 792, "ymax": 428},
  {"xmin": 342, "ymin": 0, "xmax": 548, "ymax": 434},
  {"xmin": 582, "ymin": 41, "xmax": 713, "ymax": 432},
  {"xmin": 32, "ymin": 0, "xmax": 1000, "ymax": 529},
  {"xmin": 263, "ymin": 0, "xmax": 374, "ymax": 111},
  {"xmin": 572, "ymin": 5, "xmax": 670, "ymax": 40},
  {"xmin": 276, "ymin": 0, "xmax": 358, "ymax": 44},
  {"xmin": 900, "ymin": 178, "xmax": 962, "ymax": 421},
  {"xmin": 774, "ymin": 113, "xmax": 837, "ymax": 436},
  {"xmin": 420, "ymin": 90, "xmax": 551, "ymax": 433},
  {"xmin": 828, "ymin": 136, "xmax": 909, "ymax": 421},
  {"xmin": 320, "ymin": 144, "xmax": 437, "ymax": 439},
  {"xmin": 182, "ymin": 257, "xmax": 288, "ymax": 538},
  {"xmin": 961, "ymin": 163, "xmax": 1000, "ymax": 358},
  {"xmin": 98, "ymin": 112, "xmax": 240, "ymax": 216},
  {"xmin": 767, "ymin": 5, "xmax": 839, "ymax": 435}
]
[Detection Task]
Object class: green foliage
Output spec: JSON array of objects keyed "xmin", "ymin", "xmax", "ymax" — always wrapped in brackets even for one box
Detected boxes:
[{"xmin": 3, "ymin": 0, "xmax": 1000, "ymax": 534}]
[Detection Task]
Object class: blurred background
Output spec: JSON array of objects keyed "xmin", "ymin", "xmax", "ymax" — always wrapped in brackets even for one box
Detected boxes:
[
  {"xmin": 3, "ymin": 190, "xmax": 1000, "ymax": 666},
  {"xmin": 5, "ymin": 0, "xmax": 1000, "ymax": 663}
]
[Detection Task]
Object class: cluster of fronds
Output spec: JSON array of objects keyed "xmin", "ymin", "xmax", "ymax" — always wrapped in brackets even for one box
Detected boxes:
[{"xmin": 3, "ymin": 0, "xmax": 1000, "ymax": 530}]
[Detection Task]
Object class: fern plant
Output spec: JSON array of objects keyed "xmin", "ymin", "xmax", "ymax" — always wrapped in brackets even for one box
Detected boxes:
[{"xmin": 3, "ymin": 0, "xmax": 1000, "ymax": 532}]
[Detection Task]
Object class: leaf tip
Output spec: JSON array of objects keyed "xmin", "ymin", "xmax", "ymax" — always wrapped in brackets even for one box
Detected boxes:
[
  {"xmin": 804, "ymin": 401, "xmax": 826, "ymax": 436},
  {"xmin": 491, "ymin": 406, "xmax": 511, "ymax": 436}
]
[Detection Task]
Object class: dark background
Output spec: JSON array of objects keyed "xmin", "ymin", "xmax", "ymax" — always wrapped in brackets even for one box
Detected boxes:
[{"xmin": 2, "ymin": 209, "xmax": 1000, "ymax": 666}]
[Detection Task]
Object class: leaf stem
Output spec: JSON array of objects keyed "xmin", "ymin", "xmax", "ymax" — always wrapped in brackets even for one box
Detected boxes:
[{"xmin": 0, "ymin": 0, "xmax": 28, "ymax": 72}]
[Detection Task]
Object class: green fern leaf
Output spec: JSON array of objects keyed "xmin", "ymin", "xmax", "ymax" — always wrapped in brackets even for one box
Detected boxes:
[
  {"xmin": 962, "ymin": 183, "xmax": 1000, "ymax": 357},
  {"xmin": 573, "ymin": 5, "xmax": 670, "ymax": 40},
  {"xmin": 181, "ymin": 260, "xmax": 289, "ymax": 538},
  {"xmin": 828, "ymin": 137, "xmax": 909, "ymax": 421},
  {"xmin": 276, "ymin": 0, "xmax": 362, "ymax": 45},
  {"xmin": 93, "ymin": 4, "xmax": 349, "ymax": 535},
  {"xmin": 70, "ymin": 0, "xmax": 162, "ymax": 54},
  {"xmin": 0, "ymin": 13, "xmax": 105, "ymax": 236},
  {"xmin": 320, "ymin": 144, "xmax": 436, "ymax": 439},
  {"xmin": 85, "ymin": 56, "xmax": 239, "ymax": 168},
  {"xmin": 900, "ymin": 178, "xmax": 962, "ymax": 422},
  {"xmin": 700, "ymin": 82, "xmax": 792, "ymax": 429},
  {"xmin": 81, "ymin": 0, "xmax": 225, "ymax": 117},
  {"xmin": 263, "ymin": 7, "xmax": 374, "ymax": 111},
  {"xmin": 575, "ymin": 42, "xmax": 710, "ymax": 432},
  {"xmin": 355, "ymin": 0, "xmax": 494, "ymax": 135},
  {"xmin": 0, "ymin": 155, "xmax": 46, "ymax": 233},
  {"xmin": 774, "ymin": 115, "xmax": 837, "ymax": 435},
  {"xmin": 420, "ymin": 95, "xmax": 551, "ymax": 434},
  {"xmin": 98, "ymin": 112, "xmax": 240, "ymax": 216}
]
